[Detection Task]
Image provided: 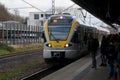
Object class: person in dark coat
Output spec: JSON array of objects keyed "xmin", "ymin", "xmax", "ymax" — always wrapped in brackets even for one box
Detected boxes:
[
  {"xmin": 88, "ymin": 34, "xmax": 99, "ymax": 68},
  {"xmin": 99, "ymin": 35, "xmax": 108, "ymax": 66},
  {"xmin": 106, "ymin": 34, "xmax": 118, "ymax": 80}
]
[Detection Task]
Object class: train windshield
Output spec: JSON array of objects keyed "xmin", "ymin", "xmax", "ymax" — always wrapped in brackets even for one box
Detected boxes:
[{"xmin": 48, "ymin": 26, "xmax": 70, "ymax": 40}]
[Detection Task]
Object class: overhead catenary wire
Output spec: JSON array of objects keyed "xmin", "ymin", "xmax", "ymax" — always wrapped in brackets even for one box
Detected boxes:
[
  {"xmin": 8, "ymin": 7, "xmax": 33, "ymax": 10},
  {"xmin": 61, "ymin": 4, "xmax": 76, "ymax": 12},
  {"xmin": 60, "ymin": 4, "xmax": 86, "ymax": 23},
  {"xmin": 80, "ymin": 10, "xmax": 87, "ymax": 21},
  {"xmin": 21, "ymin": 0, "xmax": 44, "ymax": 13}
]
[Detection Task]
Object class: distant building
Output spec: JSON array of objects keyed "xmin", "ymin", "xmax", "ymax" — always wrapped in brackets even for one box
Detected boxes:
[
  {"xmin": 27, "ymin": 8, "xmax": 109, "ymax": 34},
  {"xmin": 27, "ymin": 8, "xmax": 82, "ymax": 27},
  {"xmin": 27, "ymin": 12, "xmax": 52, "ymax": 27}
]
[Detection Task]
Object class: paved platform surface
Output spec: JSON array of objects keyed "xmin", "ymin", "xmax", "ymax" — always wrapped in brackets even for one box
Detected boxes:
[{"xmin": 41, "ymin": 54, "xmax": 109, "ymax": 80}]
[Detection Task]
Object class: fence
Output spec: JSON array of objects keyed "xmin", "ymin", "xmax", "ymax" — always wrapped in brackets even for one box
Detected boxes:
[{"xmin": 0, "ymin": 21, "xmax": 43, "ymax": 45}]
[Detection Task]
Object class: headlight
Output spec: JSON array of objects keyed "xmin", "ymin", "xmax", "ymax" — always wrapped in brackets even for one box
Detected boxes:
[
  {"xmin": 46, "ymin": 43, "xmax": 52, "ymax": 47},
  {"xmin": 65, "ymin": 44, "xmax": 69, "ymax": 47},
  {"xmin": 48, "ymin": 44, "xmax": 51, "ymax": 47},
  {"xmin": 65, "ymin": 43, "xmax": 72, "ymax": 47}
]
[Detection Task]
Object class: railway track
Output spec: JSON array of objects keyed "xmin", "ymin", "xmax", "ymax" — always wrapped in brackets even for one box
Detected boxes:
[
  {"xmin": 20, "ymin": 65, "xmax": 64, "ymax": 80},
  {"xmin": 0, "ymin": 49, "xmax": 42, "ymax": 59},
  {"xmin": 0, "ymin": 48, "xmax": 51, "ymax": 80},
  {"xmin": 0, "ymin": 48, "xmax": 69, "ymax": 80}
]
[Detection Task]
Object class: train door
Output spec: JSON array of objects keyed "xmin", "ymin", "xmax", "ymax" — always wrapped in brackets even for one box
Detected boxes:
[{"xmin": 78, "ymin": 25, "xmax": 85, "ymax": 49}]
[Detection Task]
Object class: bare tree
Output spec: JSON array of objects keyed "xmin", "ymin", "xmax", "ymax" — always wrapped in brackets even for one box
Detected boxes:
[
  {"xmin": 0, "ymin": 3, "xmax": 11, "ymax": 21},
  {"xmin": 0, "ymin": 3, "xmax": 25, "ymax": 23}
]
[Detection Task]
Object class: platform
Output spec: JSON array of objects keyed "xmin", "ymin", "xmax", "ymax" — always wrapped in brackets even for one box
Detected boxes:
[{"xmin": 41, "ymin": 54, "xmax": 109, "ymax": 80}]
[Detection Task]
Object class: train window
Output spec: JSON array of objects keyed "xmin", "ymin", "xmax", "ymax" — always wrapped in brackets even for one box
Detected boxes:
[{"xmin": 48, "ymin": 26, "xmax": 70, "ymax": 40}]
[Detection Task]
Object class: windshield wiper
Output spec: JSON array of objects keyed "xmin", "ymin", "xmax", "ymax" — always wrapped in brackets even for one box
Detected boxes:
[{"xmin": 50, "ymin": 32, "xmax": 59, "ymax": 43}]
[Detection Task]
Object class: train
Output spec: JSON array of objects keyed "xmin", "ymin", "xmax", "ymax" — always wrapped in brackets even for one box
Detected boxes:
[{"xmin": 41, "ymin": 14, "xmax": 108, "ymax": 64}]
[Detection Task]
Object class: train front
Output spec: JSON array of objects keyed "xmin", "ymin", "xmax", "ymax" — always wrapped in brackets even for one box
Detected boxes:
[{"xmin": 43, "ymin": 15, "xmax": 79, "ymax": 62}]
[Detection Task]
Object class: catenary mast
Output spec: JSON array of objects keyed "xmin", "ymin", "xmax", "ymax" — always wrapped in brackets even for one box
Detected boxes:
[{"xmin": 52, "ymin": 0, "xmax": 55, "ymax": 14}]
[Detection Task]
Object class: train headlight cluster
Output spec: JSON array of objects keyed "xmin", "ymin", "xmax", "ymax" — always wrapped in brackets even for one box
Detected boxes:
[
  {"xmin": 48, "ymin": 44, "xmax": 52, "ymax": 47},
  {"xmin": 65, "ymin": 44, "xmax": 69, "ymax": 47},
  {"xmin": 46, "ymin": 43, "xmax": 52, "ymax": 47},
  {"xmin": 65, "ymin": 43, "xmax": 72, "ymax": 47}
]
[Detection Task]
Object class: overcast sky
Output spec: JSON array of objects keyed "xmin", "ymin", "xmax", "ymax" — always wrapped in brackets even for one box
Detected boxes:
[
  {"xmin": 0, "ymin": 0, "xmax": 109, "ymax": 28},
  {"xmin": 0, "ymin": 0, "xmax": 76, "ymax": 17}
]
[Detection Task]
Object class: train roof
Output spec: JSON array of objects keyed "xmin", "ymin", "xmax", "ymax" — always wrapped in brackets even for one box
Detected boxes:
[{"xmin": 48, "ymin": 14, "xmax": 109, "ymax": 33}]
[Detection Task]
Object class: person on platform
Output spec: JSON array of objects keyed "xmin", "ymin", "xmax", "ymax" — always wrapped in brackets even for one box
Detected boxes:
[
  {"xmin": 88, "ymin": 34, "xmax": 99, "ymax": 69},
  {"xmin": 99, "ymin": 35, "xmax": 108, "ymax": 66}
]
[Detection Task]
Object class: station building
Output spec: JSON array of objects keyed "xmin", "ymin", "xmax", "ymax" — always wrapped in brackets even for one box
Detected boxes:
[{"xmin": 27, "ymin": 12, "xmax": 52, "ymax": 27}]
